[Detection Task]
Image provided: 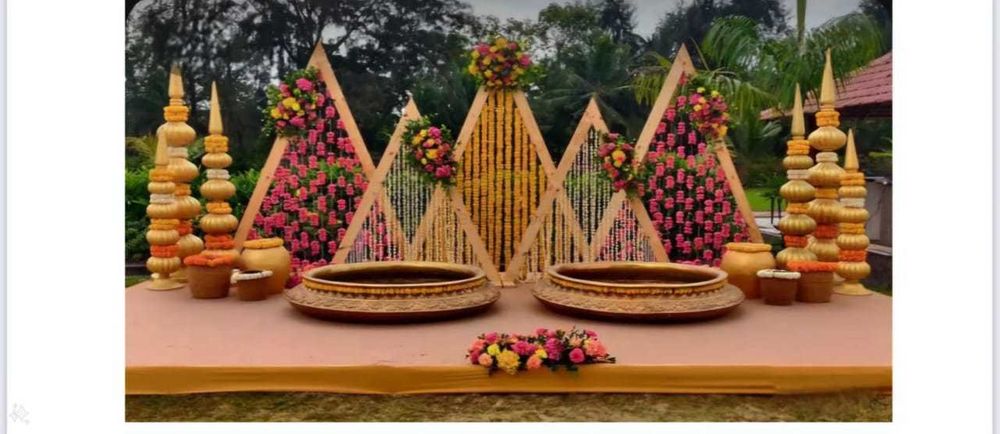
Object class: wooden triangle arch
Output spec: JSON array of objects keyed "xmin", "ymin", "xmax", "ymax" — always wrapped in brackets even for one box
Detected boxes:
[
  {"xmin": 443, "ymin": 87, "xmax": 565, "ymax": 286},
  {"xmin": 590, "ymin": 45, "xmax": 762, "ymax": 258},
  {"xmin": 504, "ymin": 97, "xmax": 606, "ymax": 280},
  {"xmin": 234, "ymin": 42, "xmax": 387, "ymax": 248}
]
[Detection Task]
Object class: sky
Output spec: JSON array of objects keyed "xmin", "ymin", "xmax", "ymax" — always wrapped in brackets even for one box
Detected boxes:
[{"xmin": 468, "ymin": 0, "xmax": 862, "ymax": 36}]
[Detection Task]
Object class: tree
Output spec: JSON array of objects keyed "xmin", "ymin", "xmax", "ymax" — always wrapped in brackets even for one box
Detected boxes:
[{"xmin": 648, "ymin": 0, "xmax": 788, "ymax": 62}]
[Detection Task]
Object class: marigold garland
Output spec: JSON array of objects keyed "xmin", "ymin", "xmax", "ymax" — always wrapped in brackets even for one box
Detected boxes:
[
  {"xmin": 838, "ymin": 250, "xmax": 867, "ymax": 262},
  {"xmin": 786, "ymin": 261, "xmax": 838, "ymax": 273},
  {"xmin": 813, "ymin": 224, "xmax": 839, "ymax": 239},
  {"xmin": 150, "ymin": 245, "xmax": 180, "ymax": 258},
  {"xmin": 183, "ymin": 252, "xmax": 236, "ymax": 267},
  {"xmin": 783, "ymin": 235, "xmax": 809, "ymax": 248},
  {"xmin": 466, "ymin": 36, "xmax": 537, "ymax": 89}
]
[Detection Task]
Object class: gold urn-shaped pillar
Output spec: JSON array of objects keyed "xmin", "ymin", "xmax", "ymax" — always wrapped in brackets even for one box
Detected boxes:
[
  {"xmin": 805, "ymin": 49, "xmax": 846, "ymax": 264},
  {"xmin": 145, "ymin": 130, "xmax": 184, "ymax": 290},
  {"xmin": 161, "ymin": 64, "xmax": 204, "ymax": 280},
  {"xmin": 199, "ymin": 82, "xmax": 239, "ymax": 257},
  {"xmin": 776, "ymin": 84, "xmax": 817, "ymax": 268},
  {"xmin": 834, "ymin": 130, "xmax": 872, "ymax": 295}
]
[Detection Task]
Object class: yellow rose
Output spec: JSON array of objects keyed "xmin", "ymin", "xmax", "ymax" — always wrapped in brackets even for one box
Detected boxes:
[
  {"xmin": 693, "ymin": 104, "xmax": 702, "ymax": 111},
  {"xmin": 426, "ymin": 149, "xmax": 438, "ymax": 159},
  {"xmin": 534, "ymin": 348, "xmax": 547, "ymax": 359},
  {"xmin": 483, "ymin": 70, "xmax": 493, "ymax": 78},
  {"xmin": 496, "ymin": 37, "xmax": 508, "ymax": 47},
  {"xmin": 270, "ymin": 108, "xmax": 281, "ymax": 119},
  {"xmin": 420, "ymin": 129, "xmax": 428, "ymax": 137},
  {"xmin": 467, "ymin": 64, "xmax": 478, "ymax": 75},
  {"xmin": 410, "ymin": 136, "xmax": 422, "ymax": 145},
  {"xmin": 282, "ymin": 97, "xmax": 297, "ymax": 108},
  {"xmin": 697, "ymin": 87, "xmax": 705, "ymax": 93},
  {"xmin": 717, "ymin": 126, "xmax": 728, "ymax": 136},
  {"xmin": 487, "ymin": 344, "xmax": 500, "ymax": 356},
  {"xmin": 483, "ymin": 57, "xmax": 492, "ymax": 65},
  {"xmin": 496, "ymin": 350, "xmax": 520, "ymax": 375},
  {"xmin": 711, "ymin": 90, "xmax": 719, "ymax": 97},
  {"xmin": 471, "ymin": 51, "xmax": 480, "ymax": 59}
]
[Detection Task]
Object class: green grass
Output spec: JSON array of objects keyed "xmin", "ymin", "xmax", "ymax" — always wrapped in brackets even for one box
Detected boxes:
[
  {"xmin": 126, "ymin": 392, "xmax": 890, "ymax": 422},
  {"xmin": 126, "ymin": 274, "xmax": 150, "ymax": 287},
  {"xmin": 745, "ymin": 187, "xmax": 779, "ymax": 213}
]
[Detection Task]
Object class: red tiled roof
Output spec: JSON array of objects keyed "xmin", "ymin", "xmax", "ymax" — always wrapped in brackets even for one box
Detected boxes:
[{"xmin": 761, "ymin": 52, "xmax": 892, "ymax": 119}]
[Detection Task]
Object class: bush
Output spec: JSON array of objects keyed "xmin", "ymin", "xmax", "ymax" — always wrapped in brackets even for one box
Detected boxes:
[{"xmin": 124, "ymin": 168, "xmax": 261, "ymax": 263}]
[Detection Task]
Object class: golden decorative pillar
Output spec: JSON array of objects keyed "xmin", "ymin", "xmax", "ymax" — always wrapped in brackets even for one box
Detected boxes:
[
  {"xmin": 834, "ymin": 130, "xmax": 872, "ymax": 295},
  {"xmin": 145, "ymin": 130, "xmax": 184, "ymax": 290},
  {"xmin": 775, "ymin": 84, "xmax": 817, "ymax": 268},
  {"xmin": 160, "ymin": 64, "xmax": 203, "ymax": 280},
  {"xmin": 805, "ymin": 49, "xmax": 846, "ymax": 264},
  {"xmin": 199, "ymin": 82, "xmax": 239, "ymax": 257}
]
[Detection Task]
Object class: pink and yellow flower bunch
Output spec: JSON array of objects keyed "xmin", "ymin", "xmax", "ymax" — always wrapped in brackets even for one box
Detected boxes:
[
  {"xmin": 466, "ymin": 36, "xmax": 536, "ymax": 88},
  {"xmin": 467, "ymin": 327, "xmax": 614, "ymax": 375},
  {"xmin": 264, "ymin": 67, "xmax": 325, "ymax": 138},
  {"xmin": 597, "ymin": 132, "xmax": 645, "ymax": 197},
  {"xmin": 402, "ymin": 116, "xmax": 459, "ymax": 185},
  {"xmin": 676, "ymin": 74, "xmax": 730, "ymax": 139}
]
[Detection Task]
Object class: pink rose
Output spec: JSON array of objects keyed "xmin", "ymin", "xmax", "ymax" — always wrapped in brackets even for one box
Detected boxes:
[
  {"xmin": 477, "ymin": 353, "xmax": 493, "ymax": 367},
  {"xmin": 569, "ymin": 348, "xmax": 586, "ymax": 364},
  {"xmin": 526, "ymin": 355, "xmax": 543, "ymax": 370},
  {"xmin": 484, "ymin": 332, "xmax": 499, "ymax": 344},
  {"xmin": 295, "ymin": 78, "xmax": 313, "ymax": 92},
  {"xmin": 289, "ymin": 116, "xmax": 306, "ymax": 128}
]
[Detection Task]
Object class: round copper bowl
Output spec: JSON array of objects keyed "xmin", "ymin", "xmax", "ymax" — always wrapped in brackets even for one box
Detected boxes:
[
  {"xmin": 285, "ymin": 261, "xmax": 500, "ymax": 323},
  {"xmin": 533, "ymin": 261, "xmax": 744, "ymax": 322}
]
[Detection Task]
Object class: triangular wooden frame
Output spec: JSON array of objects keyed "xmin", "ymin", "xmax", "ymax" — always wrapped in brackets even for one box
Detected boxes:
[
  {"xmin": 234, "ymin": 42, "xmax": 388, "ymax": 248},
  {"xmin": 504, "ymin": 97, "xmax": 611, "ymax": 280},
  {"xmin": 590, "ymin": 45, "xmax": 763, "ymax": 260}
]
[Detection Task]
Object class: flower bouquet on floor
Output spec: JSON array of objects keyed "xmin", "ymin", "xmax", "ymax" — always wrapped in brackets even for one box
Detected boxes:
[{"xmin": 467, "ymin": 327, "xmax": 615, "ymax": 375}]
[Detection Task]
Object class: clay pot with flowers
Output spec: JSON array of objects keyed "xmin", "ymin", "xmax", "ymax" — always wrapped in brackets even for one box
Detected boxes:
[
  {"xmin": 183, "ymin": 252, "xmax": 236, "ymax": 299},
  {"xmin": 786, "ymin": 261, "xmax": 837, "ymax": 303}
]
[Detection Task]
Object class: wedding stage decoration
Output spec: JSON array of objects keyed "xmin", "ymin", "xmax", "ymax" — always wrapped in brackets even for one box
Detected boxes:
[
  {"xmin": 532, "ymin": 261, "xmax": 744, "ymax": 321},
  {"xmin": 834, "ymin": 130, "xmax": 872, "ymax": 295},
  {"xmin": 775, "ymin": 85, "xmax": 818, "ymax": 268},
  {"xmin": 199, "ymin": 83, "xmax": 239, "ymax": 257},
  {"xmin": 467, "ymin": 327, "xmax": 615, "ymax": 375},
  {"xmin": 804, "ymin": 50, "xmax": 847, "ymax": 264},
  {"xmin": 284, "ymin": 261, "xmax": 500, "ymax": 322},
  {"xmin": 235, "ymin": 43, "xmax": 379, "ymax": 287},
  {"xmin": 144, "ymin": 130, "xmax": 184, "ymax": 290},
  {"xmin": 163, "ymin": 66, "xmax": 204, "ymax": 281}
]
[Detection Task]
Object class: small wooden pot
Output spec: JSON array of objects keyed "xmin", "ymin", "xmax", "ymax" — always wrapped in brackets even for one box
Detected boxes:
[
  {"xmin": 797, "ymin": 271, "xmax": 834, "ymax": 303},
  {"xmin": 187, "ymin": 265, "xmax": 232, "ymax": 299},
  {"xmin": 234, "ymin": 270, "xmax": 272, "ymax": 301},
  {"xmin": 760, "ymin": 278, "xmax": 798, "ymax": 305}
]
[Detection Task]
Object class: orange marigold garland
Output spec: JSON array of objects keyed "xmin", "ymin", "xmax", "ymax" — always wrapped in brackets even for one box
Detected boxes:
[{"xmin": 786, "ymin": 261, "xmax": 838, "ymax": 273}]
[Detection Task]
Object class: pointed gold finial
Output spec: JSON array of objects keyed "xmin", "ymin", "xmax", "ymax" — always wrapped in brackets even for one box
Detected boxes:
[
  {"xmin": 791, "ymin": 84, "xmax": 805, "ymax": 138},
  {"xmin": 844, "ymin": 129, "xmax": 859, "ymax": 171},
  {"xmin": 209, "ymin": 82, "xmax": 223, "ymax": 135},
  {"xmin": 154, "ymin": 129, "xmax": 169, "ymax": 167},
  {"xmin": 169, "ymin": 64, "xmax": 184, "ymax": 101},
  {"xmin": 819, "ymin": 48, "xmax": 835, "ymax": 109}
]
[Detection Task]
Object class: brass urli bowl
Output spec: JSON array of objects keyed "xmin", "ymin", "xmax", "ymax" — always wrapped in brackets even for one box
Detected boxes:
[
  {"xmin": 285, "ymin": 261, "xmax": 500, "ymax": 323},
  {"xmin": 532, "ymin": 261, "xmax": 744, "ymax": 322}
]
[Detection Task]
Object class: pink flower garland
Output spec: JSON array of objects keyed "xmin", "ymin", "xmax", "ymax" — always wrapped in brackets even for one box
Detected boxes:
[
  {"xmin": 251, "ymin": 70, "xmax": 388, "ymax": 286},
  {"xmin": 467, "ymin": 327, "xmax": 615, "ymax": 375},
  {"xmin": 641, "ymin": 75, "xmax": 749, "ymax": 266}
]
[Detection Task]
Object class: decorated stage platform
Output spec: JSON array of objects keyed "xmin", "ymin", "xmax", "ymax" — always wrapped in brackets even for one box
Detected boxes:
[{"xmin": 126, "ymin": 282, "xmax": 891, "ymax": 395}]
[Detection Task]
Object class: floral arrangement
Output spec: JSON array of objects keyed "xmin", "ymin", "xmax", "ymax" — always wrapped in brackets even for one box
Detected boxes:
[
  {"xmin": 183, "ymin": 252, "xmax": 236, "ymax": 267},
  {"xmin": 402, "ymin": 117, "xmax": 459, "ymax": 185},
  {"xmin": 597, "ymin": 132, "xmax": 645, "ymax": 196},
  {"xmin": 467, "ymin": 327, "xmax": 615, "ymax": 375},
  {"xmin": 785, "ymin": 261, "xmax": 838, "ymax": 273},
  {"xmin": 640, "ymin": 73, "xmax": 749, "ymax": 266},
  {"xmin": 252, "ymin": 68, "xmax": 385, "ymax": 286},
  {"xmin": 264, "ymin": 67, "xmax": 325, "ymax": 138},
  {"xmin": 467, "ymin": 36, "xmax": 536, "ymax": 88}
]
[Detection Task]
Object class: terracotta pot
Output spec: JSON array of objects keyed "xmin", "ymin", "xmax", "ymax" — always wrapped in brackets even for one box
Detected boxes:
[
  {"xmin": 240, "ymin": 238, "xmax": 291, "ymax": 294},
  {"xmin": 719, "ymin": 242, "xmax": 775, "ymax": 299},
  {"xmin": 187, "ymin": 265, "xmax": 232, "ymax": 299},
  {"xmin": 760, "ymin": 278, "xmax": 798, "ymax": 305},
  {"xmin": 797, "ymin": 271, "xmax": 834, "ymax": 303},
  {"xmin": 234, "ymin": 270, "xmax": 271, "ymax": 301}
]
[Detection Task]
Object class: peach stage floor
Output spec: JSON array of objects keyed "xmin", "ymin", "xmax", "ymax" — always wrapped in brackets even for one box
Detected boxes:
[{"xmin": 126, "ymin": 281, "xmax": 891, "ymax": 395}]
